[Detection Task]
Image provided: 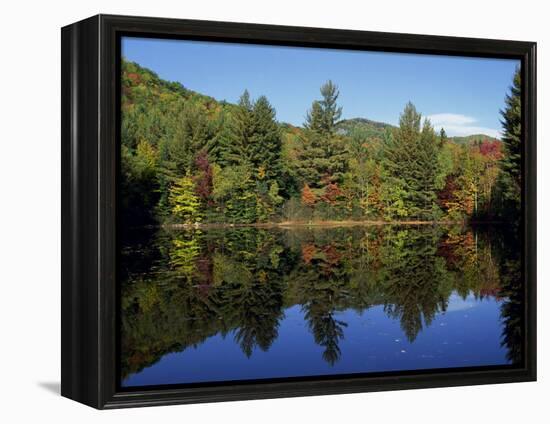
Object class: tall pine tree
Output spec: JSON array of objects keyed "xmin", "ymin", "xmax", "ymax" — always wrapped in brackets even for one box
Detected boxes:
[
  {"xmin": 250, "ymin": 96, "xmax": 283, "ymax": 184},
  {"xmin": 221, "ymin": 90, "xmax": 255, "ymax": 168},
  {"xmin": 495, "ymin": 68, "xmax": 521, "ymax": 219},
  {"xmin": 297, "ymin": 81, "xmax": 347, "ymax": 189},
  {"xmin": 381, "ymin": 102, "xmax": 441, "ymax": 219}
]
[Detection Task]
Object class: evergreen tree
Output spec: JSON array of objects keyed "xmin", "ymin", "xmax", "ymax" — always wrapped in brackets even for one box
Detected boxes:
[
  {"xmin": 120, "ymin": 140, "xmax": 160, "ymax": 225},
  {"xmin": 119, "ymin": 58, "xmax": 509, "ymax": 225},
  {"xmin": 305, "ymin": 80, "xmax": 343, "ymax": 134},
  {"xmin": 304, "ymin": 101, "xmax": 325, "ymax": 133},
  {"xmin": 212, "ymin": 164, "xmax": 257, "ymax": 223},
  {"xmin": 415, "ymin": 119, "xmax": 440, "ymax": 217},
  {"xmin": 381, "ymin": 102, "xmax": 441, "ymax": 219},
  {"xmin": 206, "ymin": 110, "xmax": 233, "ymax": 166},
  {"xmin": 250, "ymin": 96, "xmax": 283, "ymax": 183},
  {"xmin": 170, "ymin": 103, "xmax": 214, "ymax": 174},
  {"xmin": 222, "ymin": 90, "xmax": 255, "ymax": 167},
  {"xmin": 439, "ymin": 127, "xmax": 448, "ymax": 146},
  {"xmin": 495, "ymin": 68, "xmax": 521, "ymax": 219},
  {"xmin": 296, "ymin": 81, "xmax": 347, "ymax": 189}
]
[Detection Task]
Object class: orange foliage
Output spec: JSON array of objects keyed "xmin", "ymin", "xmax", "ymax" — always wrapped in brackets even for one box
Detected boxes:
[
  {"xmin": 301, "ymin": 184, "xmax": 317, "ymax": 207},
  {"xmin": 301, "ymin": 243, "xmax": 317, "ymax": 264},
  {"xmin": 127, "ymin": 72, "xmax": 140, "ymax": 84}
]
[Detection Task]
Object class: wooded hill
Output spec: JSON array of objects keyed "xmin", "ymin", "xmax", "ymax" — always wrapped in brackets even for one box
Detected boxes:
[{"xmin": 121, "ymin": 59, "xmax": 521, "ymax": 226}]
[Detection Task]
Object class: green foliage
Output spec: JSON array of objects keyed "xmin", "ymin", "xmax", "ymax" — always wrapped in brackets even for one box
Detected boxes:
[
  {"xmin": 449, "ymin": 134, "xmax": 500, "ymax": 145},
  {"xmin": 251, "ymin": 96, "xmax": 283, "ymax": 184},
  {"xmin": 494, "ymin": 68, "xmax": 521, "ymax": 220},
  {"xmin": 293, "ymin": 129, "xmax": 348, "ymax": 188},
  {"xmin": 120, "ymin": 140, "xmax": 159, "ymax": 225},
  {"xmin": 439, "ymin": 127, "xmax": 448, "ymax": 146},
  {"xmin": 380, "ymin": 103, "xmax": 442, "ymax": 220},
  {"xmin": 168, "ymin": 176, "xmax": 202, "ymax": 224},
  {"xmin": 120, "ymin": 225, "xmax": 522, "ymax": 377},
  {"xmin": 335, "ymin": 117, "xmax": 395, "ymax": 141},
  {"xmin": 170, "ymin": 234, "xmax": 202, "ymax": 282},
  {"xmin": 120, "ymin": 58, "xmax": 517, "ymax": 226},
  {"xmin": 305, "ymin": 80, "xmax": 342, "ymax": 134},
  {"xmin": 212, "ymin": 164, "xmax": 257, "ymax": 223},
  {"xmin": 294, "ymin": 81, "xmax": 349, "ymax": 191}
]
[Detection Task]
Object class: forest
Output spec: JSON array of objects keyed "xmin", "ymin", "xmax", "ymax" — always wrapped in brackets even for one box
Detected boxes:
[{"xmin": 121, "ymin": 59, "xmax": 521, "ymax": 226}]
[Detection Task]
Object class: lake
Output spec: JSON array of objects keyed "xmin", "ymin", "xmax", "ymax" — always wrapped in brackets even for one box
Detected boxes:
[{"xmin": 119, "ymin": 224, "xmax": 523, "ymax": 388}]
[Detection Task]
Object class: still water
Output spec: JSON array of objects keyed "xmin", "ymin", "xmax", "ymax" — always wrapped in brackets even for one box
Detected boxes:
[{"xmin": 120, "ymin": 225, "xmax": 522, "ymax": 387}]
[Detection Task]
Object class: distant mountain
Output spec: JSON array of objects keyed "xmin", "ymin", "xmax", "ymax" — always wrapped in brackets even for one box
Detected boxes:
[
  {"xmin": 336, "ymin": 118, "xmax": 500, "ymax": 146},
  {"xmin": 449, "ymin": 134, "xmax": 501, "ymax": 145},
  {"xmin": 122, "ymin": 59, "xmax": 499, "ymax": 150},
  {"xmin": 335, "ymin": 118, "xmax": 395, "ymax": 139}
]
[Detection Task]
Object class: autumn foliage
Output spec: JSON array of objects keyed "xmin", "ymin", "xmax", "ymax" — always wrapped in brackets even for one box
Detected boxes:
[
  {"xmin": 321, "ymin": 183, "xmax": 343, "ymax": 205},
  {"xmin": 121, "ymin": 58, "xmax": 520, "ymax": 226},
  {"xmin": 193, "ymin": 150, "xmax": 214, "ymax": 206},
  {"xmin": 301, "ymin": 184, "xmax": 317, "ymax": 207}
]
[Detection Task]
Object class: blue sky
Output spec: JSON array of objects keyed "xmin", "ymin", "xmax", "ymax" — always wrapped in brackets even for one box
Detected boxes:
[{"xmin": 122, "ymin": 37, "xmax": 519, "ymax": 138}]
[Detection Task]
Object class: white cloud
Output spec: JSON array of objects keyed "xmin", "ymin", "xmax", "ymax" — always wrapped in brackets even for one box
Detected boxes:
[{"xmin": 425, "ymin": 113, "xmax": 501, "ymax": 138}]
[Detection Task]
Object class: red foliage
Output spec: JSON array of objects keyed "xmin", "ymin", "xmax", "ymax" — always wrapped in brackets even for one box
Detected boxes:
[
  {"xmin": 437, "ymin": 175, "xmax": 459, "ymax": 211},
  {"xmin": 301, "ymin": 184, "xmax": 317, "ymax": 207},
  {"xmin": 195, "ymin": 257, "xmax": 214, "ymax": 297},
  {"xmin": 127, "ymin": 72, "xmax": 140, "ymax": 84},
  {"xmin": 321, "ymin": 183, "xmax": 342, "ymax": 205},
  {"xmin": 477, "ymin": 139, "xmax": 503, "ymax": 160},
  {"xmin": 193, "ymin": 150, "xmax": 214, "ymax": 205},
  {"xmin": 322, "ymin": 244, "xmax": 342, "ymax": 266}
]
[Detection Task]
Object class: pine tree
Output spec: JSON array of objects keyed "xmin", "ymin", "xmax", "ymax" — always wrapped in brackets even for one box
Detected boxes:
[
  {"xmin": 304, "ymin": 101, "xmax": 325, "ymax": 133},
  {"xmin": 495, "ymin": 68, "xmax": 521, "ymax": 218},
  {"xmin": 297, "ymin": 81, "xmax": 347, "ymax": 189},
  {"xmin": 305, "ymin": 80, "xmax": 342, "ymax": 135},
  {"xmin": 439, "ymin": 127, "xmax": 448, "ymax": 147},
  {"xmin": 250, "ymin": 96, "xmax": 283, "ymax": 183},
  {"xmin": 381, "ymin": 102, "xmax": 441, "ymax": 219},
  {"xmin": 207, "ymin": 110, "xmax": 233, "ymax": 166},
  {"xmin": 415, "ymin": 119, "xmax": 440, "ymax": 217},
  {"xmin": 222, "ymin": 90, "xmax": 255, "ymax": 167}
]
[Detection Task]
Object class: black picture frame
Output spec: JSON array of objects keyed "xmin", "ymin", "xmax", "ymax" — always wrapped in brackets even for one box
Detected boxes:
[{"xmin": 61, "ymin": 14, "xmax": 537, "ymax": 409}]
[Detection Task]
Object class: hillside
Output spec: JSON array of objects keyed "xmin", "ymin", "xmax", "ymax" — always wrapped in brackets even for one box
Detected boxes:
[
  {"xmin": 121, "ymin": 58, "xmax": 512, "ymax": 225},
  {"xmin": 122, "ymin": 59, "xmax": 498, "ymax": 148},
  {"xmin": 336, "ymin": 118, "xmax": 499, "ymax": 145},
  {"xmin": 335, "ymin": 117, "xmax": 395, "ymax": 140},
  {"xmin": 450, "ymin": 134, "xmax": 501, "ymax": 145}
]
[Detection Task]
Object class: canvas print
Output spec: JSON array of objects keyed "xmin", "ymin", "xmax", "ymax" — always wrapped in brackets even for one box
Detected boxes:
[{"xmin": 119, "ymin": 36, "xmax": 523, "ymax": 388}]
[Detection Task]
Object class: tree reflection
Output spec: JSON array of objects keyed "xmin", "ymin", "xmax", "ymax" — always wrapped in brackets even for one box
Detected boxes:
[
  {"xmin": 380, "ymin": 227, "xmax": 451, "ymax": 342},
  {"xmin": 120, "ymin": 225, "xmax": 524, "ymax": 379},
  {"xmin": 294, "ymin": 240, "xmax": 350, "ymax": 365},
  {"xmin": 493, "ymin": 229, "xmax": 523, "ymax": 364}
]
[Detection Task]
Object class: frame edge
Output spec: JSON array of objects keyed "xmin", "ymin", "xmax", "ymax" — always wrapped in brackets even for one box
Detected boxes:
[
  {"xmin": 61, "ymin": 14, "xmax": 103, "ymax": 409},
  {"xmin": 62, "ymin": 13, "xmax": 537, "ymax": 409}
]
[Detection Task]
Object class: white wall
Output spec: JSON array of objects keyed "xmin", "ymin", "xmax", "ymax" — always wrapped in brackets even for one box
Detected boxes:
[{"xmin": 0, "ymin": 0, "xmax": 546, "ymax": 421}]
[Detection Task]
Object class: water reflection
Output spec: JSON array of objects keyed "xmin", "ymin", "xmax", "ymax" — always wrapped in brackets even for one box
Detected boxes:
[{"xmin": 120, "ymin": 225, "xmax": 522, "ymax": 386}]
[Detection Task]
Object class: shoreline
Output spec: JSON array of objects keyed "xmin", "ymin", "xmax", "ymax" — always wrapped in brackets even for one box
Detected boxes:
[{"xmin": 159, "ymin": 219, "xmax": 505, "ymax": 230}]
